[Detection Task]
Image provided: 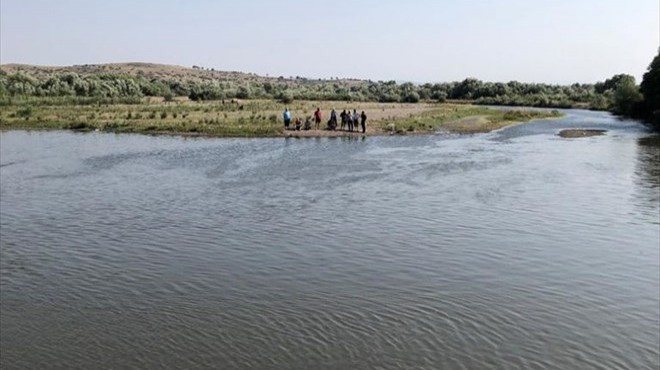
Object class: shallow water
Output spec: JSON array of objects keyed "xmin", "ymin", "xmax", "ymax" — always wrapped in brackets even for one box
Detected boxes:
[{"xmin": 1, "ymin": 110, "xmax": 658, "ymax": 369}]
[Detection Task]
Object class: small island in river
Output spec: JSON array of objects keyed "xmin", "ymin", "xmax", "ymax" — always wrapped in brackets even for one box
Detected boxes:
[
  {"xmin": 558, "ymin": 129, "xmax": 607, "ymax": 138},
  {"xmin": 0, "ymin": 98, "xmax": 562, "ymax": 138}
]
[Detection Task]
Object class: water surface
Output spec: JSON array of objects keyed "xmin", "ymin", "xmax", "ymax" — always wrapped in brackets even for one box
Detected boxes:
[{"xmin": 1, "ymin": 110, "xmax": 659, "ymax": 369}]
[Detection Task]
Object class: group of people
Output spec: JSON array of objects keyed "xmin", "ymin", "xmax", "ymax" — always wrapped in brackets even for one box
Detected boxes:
[{"xmin": 283, "ymin": 107, "xmax": 367, "ymax": 133}]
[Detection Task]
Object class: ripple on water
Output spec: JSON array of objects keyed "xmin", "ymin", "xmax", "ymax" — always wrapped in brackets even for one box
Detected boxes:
[{"xmin": 1, "ymin": 120, "xmax": 659, "ymax": 369}]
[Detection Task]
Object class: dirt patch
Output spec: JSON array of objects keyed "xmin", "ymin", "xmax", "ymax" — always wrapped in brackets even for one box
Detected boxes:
[
  {"xmin": 440, "ymin": 116, "xmax": 491, "ymax": 133},
  {"xmin": 558, "ymin": 129, "xmax": 607, "ymax": 138}
]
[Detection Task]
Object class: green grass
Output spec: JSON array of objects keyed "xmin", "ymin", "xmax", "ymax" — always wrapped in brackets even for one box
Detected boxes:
[
  {"xmin": 0, "ymin": 98, "xmax": 563, "ymax": 137},
  {"xmin": 377, "ymin": 106, "xmax": 563, "ymax": 134},
  {"xmin": 0, "ymin": 99, "xmax": 285, "ymax": 137}
]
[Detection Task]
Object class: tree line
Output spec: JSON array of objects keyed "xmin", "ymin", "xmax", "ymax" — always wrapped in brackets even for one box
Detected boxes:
[{"xmin": 0, "ymin": 71, "xmax": 609, "ymax": 106}]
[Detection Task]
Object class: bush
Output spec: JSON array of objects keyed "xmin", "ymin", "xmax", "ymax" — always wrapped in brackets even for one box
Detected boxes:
[
  {"xmin": 16, "ymin": 106, "xmax": 33, "ymax": 118},
  {"xmin": 402, "ymin": 92, "xmax": 420, "ymax": 103},
  {"xmin": 160, "ymin": 111, "xmax": 167, "ymax": 119},
  {"xmin": 163, "ymin": 91, "xmax": 174, "ymax": 102},
  {"xmin": 236, "ymin": 86, "xmax": 251, "ymax": 99},
  {"xmin": 277, "ymin": 92, "xmax": 294, "ymax": 104},
  {"xmin": 65, "ymin": 122, "xmax": 89, "ymax": 130},
  {"xmin": 432, "ymin": 91, "xmax": 448, "ymax": 102}
]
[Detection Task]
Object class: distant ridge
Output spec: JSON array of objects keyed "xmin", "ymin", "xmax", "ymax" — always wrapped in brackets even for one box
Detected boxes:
[{"xmin": 0, "ymin": 62, "xmax": 368, "ymax": 85}]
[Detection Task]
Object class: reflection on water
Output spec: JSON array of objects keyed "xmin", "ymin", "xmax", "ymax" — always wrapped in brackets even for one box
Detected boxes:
[
  {"xmin": 1, "ymin": 110, "xmax": 659, "ymax": 370},
  {"xmin": 635, "ymin": 135, "xmax": 660, "ymax": 214}
]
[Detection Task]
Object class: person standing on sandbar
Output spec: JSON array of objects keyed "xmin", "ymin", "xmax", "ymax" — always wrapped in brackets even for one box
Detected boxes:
[
  {"xmin": 314, "ymin": 108, "xmax": 322, "ymax": 130},
  {"xmin": 360, "ymin": 111, "xmax": 367, "ymax": 133},
  {"xmin": 283, "ymin": 107, "xmax": 291, "ymax": 130}
]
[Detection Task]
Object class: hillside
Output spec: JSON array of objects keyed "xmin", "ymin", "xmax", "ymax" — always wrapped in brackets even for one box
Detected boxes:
[
  {"xmin": 0, "ymin": 62, "xmax": 364, "ymax": 86},
  {"xmin": 1, "ymin": 62, "xmax": 253, "ymax": 81}
]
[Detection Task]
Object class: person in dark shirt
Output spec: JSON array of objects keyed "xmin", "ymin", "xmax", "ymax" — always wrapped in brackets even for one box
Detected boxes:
[
  {"xmin": 360, "ymin": 111, "xmax": 367, "ymax": 133},
  {"xmin": 328, "ymin": 108, "xmax": 337, "ymax": 130},
  {"xmin": 340, "ymin": 110, "xmax": 347, "ymax": 130}
]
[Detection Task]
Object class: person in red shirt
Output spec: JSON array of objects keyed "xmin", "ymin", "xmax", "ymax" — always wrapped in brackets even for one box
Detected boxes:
[{"xmin": 314, "ymin": 108, "xmax": 322, "ymax": 130}]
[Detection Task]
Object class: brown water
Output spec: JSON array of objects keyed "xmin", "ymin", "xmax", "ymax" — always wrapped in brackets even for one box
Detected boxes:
[{"xmin": 1, "ymin": 109, "xmax": 659, "ymax": 369}]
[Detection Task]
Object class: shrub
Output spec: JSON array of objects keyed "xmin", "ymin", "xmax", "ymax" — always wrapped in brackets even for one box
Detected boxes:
[
  {"xmin": 160, "ymin": 111, "xmax": 167, "ymax": 119},
  {"xmin": 402, "ymin": 92, "xmax": 420, "ymax": 103},
  {"xmin": 65, "ymin": 122, "xmax": 89, "ymax": 130},
  {"xmin": 432, "ymin": 91, "xmax": 448, "ymax": 102},
  {"xmin": 16, "ymin": 106, "xmax": 32, "ymax": 118},
  {"xmin": 236, "ymin": 86, "xmax": 251, "ymax": 99},
  {"xmin": 277, "ymin": 92, "xmax": 294, "ymax": 104}
]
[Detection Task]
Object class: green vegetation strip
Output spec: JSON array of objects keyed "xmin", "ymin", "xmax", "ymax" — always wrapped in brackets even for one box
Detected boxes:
[
  {"xmin": 0, "ymin": 99, "xmax": 563, "ymax": 137},
  {"xmin": 378, "ymin": 107, "xmax": 563, "ymax": 134}
]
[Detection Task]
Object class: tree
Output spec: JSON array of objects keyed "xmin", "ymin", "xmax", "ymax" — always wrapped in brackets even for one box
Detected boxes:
[
  {"xmin": 451, "ymin": 78, "xmax": 482, "ymax": 99},
  {"xmin": 640, "ymin": 50, "xmax": 660, "ymax": 115},
  {"xmin": 277, "ymin": 91, "xmax": 293, "ymax": 104},
  {"xmin": 236, "ymin": 85, "xmax": 251, "ymax": 99},
  {"xmin": 596, "ymin": 74, "xmax": 636, "ymax": 93},
  {"xmin": 401, "ymin": 91, "xmax": 420, "ymax": 103},
  {"xmin": 612, "ymin": 76, "xmax": 643, "ymax": 116}
]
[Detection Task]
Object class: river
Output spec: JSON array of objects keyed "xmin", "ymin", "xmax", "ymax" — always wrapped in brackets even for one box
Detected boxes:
[{"xmin": 1, "ymin": 109, "xmax": 658, "ymax": 369}]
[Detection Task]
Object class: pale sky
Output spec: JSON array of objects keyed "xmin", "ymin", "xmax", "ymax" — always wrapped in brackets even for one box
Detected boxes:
[{"xmin": 1, "ymin": 0, "xmax": 658, "ymax": 84}]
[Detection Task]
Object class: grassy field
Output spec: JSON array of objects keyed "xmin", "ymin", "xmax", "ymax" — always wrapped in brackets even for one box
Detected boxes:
[{"xmin": 0, "ymin": 98, "xmax": 562, "ymax": 137}]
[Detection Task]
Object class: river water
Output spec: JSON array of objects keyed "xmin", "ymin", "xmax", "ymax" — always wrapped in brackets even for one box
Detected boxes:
[{"xmin": 1, "ymin": 110, "xmax": 658, "ymax": 369}]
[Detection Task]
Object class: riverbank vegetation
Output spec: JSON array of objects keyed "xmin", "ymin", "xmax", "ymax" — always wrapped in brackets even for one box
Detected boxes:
[
  {"xmin": 0, "ymin": 98, "xmax": 561, "ymax": 137},
  {"xmin": 606, "ymin": 50, "xmax": 659, "ymax": 130}
]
